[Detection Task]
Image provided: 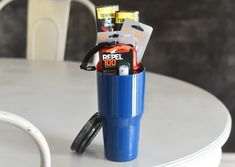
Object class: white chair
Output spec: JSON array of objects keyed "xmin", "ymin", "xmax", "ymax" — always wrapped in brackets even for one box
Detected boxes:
[
  {"xmin": 0, "ymin": 110, "xmax": 51, "ymax": 167},
  {"xmin": 0, "ymin": 0, "xmax": 96, "ymax": 61}
]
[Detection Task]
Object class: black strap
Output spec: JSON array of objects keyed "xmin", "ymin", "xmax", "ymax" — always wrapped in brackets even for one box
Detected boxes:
[{"xmin": 80, "ymin": 42, "xmax": 116, "ymax": 71}]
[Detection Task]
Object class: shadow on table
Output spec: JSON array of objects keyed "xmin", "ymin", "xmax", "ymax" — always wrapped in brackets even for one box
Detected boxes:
[
  {"xmin": 46, "ymin": 134, "xmax": 105, "ymax": 160},
  {"xmin": 83, "ymin": 143, "xmax": 105, "ymax": 160},
  {"xmin": 45, "ymin": 135, "xmax": 73, "ymax": 154}
]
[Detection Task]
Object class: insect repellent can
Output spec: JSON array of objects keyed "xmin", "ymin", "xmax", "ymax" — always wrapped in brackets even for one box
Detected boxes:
[
  {"xmin": 97, "ymin": 43, "xmax": 141, "ymax": 74},
  {"xmin": 115, "ymin": 11, "xmax": 139, "ymax": 31},
  {"xmin": 96, "ymin": 5, "xmax": 119, "ymax": 32}
]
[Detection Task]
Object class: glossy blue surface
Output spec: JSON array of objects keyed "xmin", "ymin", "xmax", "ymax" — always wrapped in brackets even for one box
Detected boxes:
[{"xmin": 97, "ymin": 70, "xmax": 145, "ymax": 162}]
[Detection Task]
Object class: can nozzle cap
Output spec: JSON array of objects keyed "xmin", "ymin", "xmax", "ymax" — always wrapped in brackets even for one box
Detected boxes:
[
  {"xmin": 119, "ymin": 65, "xmax": 130, "ymax": 76},
  {"xmin": 71, "ymin": 112, "xmax": 102, "ymax": 154}
]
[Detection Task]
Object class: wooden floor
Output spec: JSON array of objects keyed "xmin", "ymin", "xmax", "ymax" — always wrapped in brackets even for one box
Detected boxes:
[{"xmin": 220, "ymin": 153, "xmax": 235, "ymax": 167}]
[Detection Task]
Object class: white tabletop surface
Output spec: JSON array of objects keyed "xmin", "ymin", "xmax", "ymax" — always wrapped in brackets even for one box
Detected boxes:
[{"xmin": 0, "ymin": 58, "xmax": 231, "ymax": 167}]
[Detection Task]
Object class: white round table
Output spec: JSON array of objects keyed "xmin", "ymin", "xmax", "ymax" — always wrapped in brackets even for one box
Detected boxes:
[{"xmin": 0, "ymin": 58, "xmax": 231, "ymax": 167}]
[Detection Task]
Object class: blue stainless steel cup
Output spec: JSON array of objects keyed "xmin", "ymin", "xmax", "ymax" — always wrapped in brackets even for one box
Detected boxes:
[{"xmin": 97, "ymin": 69, "xmax": 145, "ymax": 162}]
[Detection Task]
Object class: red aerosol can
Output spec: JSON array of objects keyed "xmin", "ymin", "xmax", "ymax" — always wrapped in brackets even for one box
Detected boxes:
[
  {"xmin": 80, "ymin": 42, "xmax": 141, "ymax": 75},
  {"xmin": 97, "ymin": 42, "xmax": 140, "ymax": 74}
]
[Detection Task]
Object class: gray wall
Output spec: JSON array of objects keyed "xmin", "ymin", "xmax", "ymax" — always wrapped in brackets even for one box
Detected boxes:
[{"xmin": 0, "ymin": 0, "xmax": 234, "ymax": 151}]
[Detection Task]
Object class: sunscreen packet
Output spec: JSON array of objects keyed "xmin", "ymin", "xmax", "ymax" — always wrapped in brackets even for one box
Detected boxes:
[
  {"xmin": 97, "ymin": 31, "xmax": 135, "ymax": 46},
  {"xmin": 121, "ymin": 19, "xmax": 153, "ymax": 62}
]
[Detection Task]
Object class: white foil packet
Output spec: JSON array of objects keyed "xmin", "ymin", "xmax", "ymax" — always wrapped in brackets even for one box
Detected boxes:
[{"xmin": 121, "ymin": 19, "xmax": 153, "ymax": 62}]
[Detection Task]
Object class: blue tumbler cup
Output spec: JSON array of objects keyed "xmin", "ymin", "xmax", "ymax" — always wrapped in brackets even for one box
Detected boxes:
[{"xmin": 97, "ymin": 69, "xmax": 145, "ymax": 162}]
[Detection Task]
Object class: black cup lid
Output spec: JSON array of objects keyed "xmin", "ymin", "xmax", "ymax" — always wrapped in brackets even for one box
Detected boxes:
[{"xmin": 71, "ymin": 112, "xmax": 102, "ymax": 154}]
